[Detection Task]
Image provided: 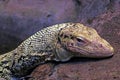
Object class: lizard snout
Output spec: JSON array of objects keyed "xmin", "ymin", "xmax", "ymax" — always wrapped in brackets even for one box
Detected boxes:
[
  {"xmin": 92, "ymin": 39, "xmax": 114, "ymax": 58},
  {"xmin": 100, "ymin": 39, "xmax": 114, "ymax": 57}
]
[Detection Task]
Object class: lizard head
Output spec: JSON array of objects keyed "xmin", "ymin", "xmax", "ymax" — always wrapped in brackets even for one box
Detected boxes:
[{"xmin": 58, "ymin": 23, "xmax": 114, "ymax": 58}]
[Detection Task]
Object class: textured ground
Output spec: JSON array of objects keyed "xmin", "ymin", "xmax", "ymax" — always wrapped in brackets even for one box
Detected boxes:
[{"xmin": 0, "ymin": 0, "xmax": 120, "ymax": 80}]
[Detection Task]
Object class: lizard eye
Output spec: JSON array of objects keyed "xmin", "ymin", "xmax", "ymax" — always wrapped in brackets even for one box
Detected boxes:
[
  {"xmin": 76, "ymin": 37, "xmax": 88, "ymax": 46},
  {"xmin": 76, "ymin": 37, "xmax": 85, "ymax": 43}
]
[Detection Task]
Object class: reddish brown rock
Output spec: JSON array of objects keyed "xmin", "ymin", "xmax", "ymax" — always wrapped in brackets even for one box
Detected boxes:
[{"xmin": 29, "ymin": 63, "xmax": 54, "ymax": 80}]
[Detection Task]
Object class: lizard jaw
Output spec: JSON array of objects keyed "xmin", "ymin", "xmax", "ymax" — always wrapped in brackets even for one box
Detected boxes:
[{"xmin": 67, "ymin": 46, "xmax": 114, "ymax": 58}]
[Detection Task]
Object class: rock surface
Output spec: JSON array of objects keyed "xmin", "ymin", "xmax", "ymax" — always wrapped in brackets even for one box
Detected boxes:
[{"xmin": 0, "ymin": 0, "xmax": 120, "ymax": 80}]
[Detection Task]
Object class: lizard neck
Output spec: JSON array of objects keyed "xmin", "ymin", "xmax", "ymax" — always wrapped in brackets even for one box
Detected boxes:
[{"xmin": 54, "ymin": 42, "xmax": 74, "ymax": 62}]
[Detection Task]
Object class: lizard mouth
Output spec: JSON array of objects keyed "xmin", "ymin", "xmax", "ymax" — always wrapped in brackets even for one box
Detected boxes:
[{"xmin": 67, "ymin": 46, "xmax": 114, "ymax": 58}]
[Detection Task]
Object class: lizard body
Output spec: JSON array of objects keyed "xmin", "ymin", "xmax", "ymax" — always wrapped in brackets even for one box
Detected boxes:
[{"xmin": 0, "ymin": 23, "xmax": 114, "ymax": 80}]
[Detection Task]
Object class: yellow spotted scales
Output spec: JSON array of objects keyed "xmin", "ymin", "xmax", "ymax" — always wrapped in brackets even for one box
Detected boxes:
[{"xmin": 0, "ymin": 23, "xmax": 114, "ymax": 80}]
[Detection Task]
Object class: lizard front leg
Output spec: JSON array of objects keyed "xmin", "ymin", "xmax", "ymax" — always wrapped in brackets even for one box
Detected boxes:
[
  {"xmin": 10, "ymin": 52, "xmax": 54, "ymax": 78},
  {"xmin": 0, "ymin": 61, "xmax": 12, "ymax": 80},
  {"xmin": 0, "ymin": 53, "xmax": 14, "ymax": 80}
]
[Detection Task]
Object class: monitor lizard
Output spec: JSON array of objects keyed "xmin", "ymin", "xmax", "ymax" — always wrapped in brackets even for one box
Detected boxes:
[{"xmin": 0, "ymin": 23, "xmax": 114, "ymax": 80}]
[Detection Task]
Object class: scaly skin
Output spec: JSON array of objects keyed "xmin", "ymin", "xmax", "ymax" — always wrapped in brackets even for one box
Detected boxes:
[{"xmin": 0, "ymin": 23, "xmax": 114, "ymax": 80}]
